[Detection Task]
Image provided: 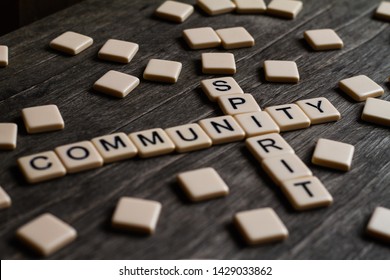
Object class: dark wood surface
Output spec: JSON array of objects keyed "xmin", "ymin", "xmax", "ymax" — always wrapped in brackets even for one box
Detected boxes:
[{"xmin": 0, "ymin": 0, "xmax": 389, "ymax": 260}]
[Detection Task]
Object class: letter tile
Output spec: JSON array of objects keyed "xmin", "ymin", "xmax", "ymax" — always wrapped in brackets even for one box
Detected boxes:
[
  {"xmin": 217, "ymin": 93, "xmax": 261, "ymax": 115},
  {"xmin": 93, "ymin": 70, "xmax": 139, "ymax": 98},
  {"xmin": 155, "ymin": 1, "xmax": 194, "ymax": 23},
  {"xmin": 202, "ymin": 53, "xmax": 236, "ymax": 75},
  {"xmin": 235, "ymin": 111, "xmax": 280, "ymax": 137},
  {"xmin": 216, "ymin": 27, "xmax": 255, "ymax": 49},
  {"xmin": 129, "ymin": 128, "xmax": 175, "ymax": 158},
  {"xmin": 233, "ymin": 0, "xmax": 267, "ymax": 14},
  {"xmin": 263, "ymin": 60, "xmax": 299, "ymax": 83},
  {"xmin": 366, "ymin": 206, "xmax": 390, "ymax": 243},
  {"xmin": 296, "ymin": 97, "xmax": 340, "ymax": 124},
  {"xmin": 98, "ymin": 39, "xmax": 139, "ymax": 63},
  {"xmin": 246, "ymin": 133, "xmax": 294, "ymax": 162},
  {"xmin": 143, "ymin": 59, "xmax": 182, "ymax": 83},
  {"xmin": 265, "ymin": 104, "xmax": 310, "ymax": 131},
  {"xmin": 0, "ymin": 123, "xmax": 17, "ymax": 150},
  {"xmin": 199, "ymin": 116, "xmax": 245, "ymax": 144},
  {"xmin": 267, "ymin": 0, "xmax": 302, "ymax": 19},
  {"xmin": 361, "ymin": 97, "xmax": 390, "ymax": 126},
  {"xmin": 0, "ymin": 187, "xmax": 11, "ymax": 209},
  {"xmin": 49, "ymin": 31, "xmax": 93, "ymax": 55},
  {"xmin": 183, "ymin": 27, "xmax": 221, "ymax": 49},
  {"xmin": 201, "ymin": 77, "xmax": 243, "ymax": 101},
  {"xmin": 197, "ymin": 0, "xmax": 236, "ymax": 15},
  {"xmin": 165, "ymin": 123, "xmax": 212, "ymax": 152},
  {"xmin": 312, "ymin": 138, "xmax": 354, "ymax": 171},
  {"xmin": 22, "ymin": 105, "xmax": 64, "ymax": 134},
  {"xmin": 339, "ymin": 75, "xmax": 384, "ymax": 101},
  {"xmin": 0, "ymin": 45, "xmax": 8, "ymax": 67}
]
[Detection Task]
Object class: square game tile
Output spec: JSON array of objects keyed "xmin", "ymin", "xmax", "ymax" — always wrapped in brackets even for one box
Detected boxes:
[
  {"xmin": 129, "ymin": 128, "xmax": 175, "ymax": 158},
  {"xmin": 265, "ymin": 103, "xmax": 310, "ymax": 131},
  {"xmin": 296, "ymin": 97, "xmax": 340, "ymax": 124},
  {"xmin": 216, "ymin": 27, "xmax": 255, "ymax": 49},
  {"xmin": 361, "ymin": 97, "xmax": 390, "ymax": 126},
  {"xmin": 50, "ymin": 31, "xmax": 93, "ymax": 55},
  {"xmin": 217, "ymin": 93, "xmax": 261, "ymax": 115},
  {"xmin": 16, "ymin": 213, "xmax": 77, "ymax": 256},
  {"xmin": 264, "ymin": 60, "xmax": 299, "ymax": 83},
  {"xmin": 155, "ymin": 1, "xmax": 194, "ymax": 23},
  {"xmin": 177, "ymin": 167, "xmax": 229, "ymax": 201},
  {"xmin": 112, "ymin": 197, "xmax": 162, "ymax": 234},
  {"xmin": 202, "ymin": 53, "xmax": 236, "ymax": 74},
  {"xmin": 235, "ymin": 111, "xmax": 280, "ymax": 137},
  {"xmin": 22, "ymin": 105, "xmax": 64, "ymax": 134},
  {"xmin": 234, "ymin": 207, "xmax": 288, "ymax": 245},
  {"xmin": 234, "ymin": 0, "xmax": 267, "ymax": 14},
  {"xmin": 98, "ymin": 39, "xmax": 139, "ymax": 63},
  {"xmin": 367, "ymin": 206, "xmax": 390, "ymax": 243},
  {"xmin": 312, "ymin": 138, "xmax": 354, "ymax": 171},
  {"xmin": 267, "ymin": 0, "xmax": 302, "ymax": 19},
  {"xmin": 201, "ymin": 77, "xmax": 243, "ymax": 101},
  {"xmin": 165, "ymin": 123, "xmax": 212, "ymax": 152},
  {"xmin": 93, "ymin": 70, "xmax": 139, "ymax": 98},
  {"xmin": 375, "ymin": 1, "xmax": 390, "ymax": 21},
  {"xmin": 0, "ymin": 45, "xmax": 8, "ymax": 67},
  {"xmin": 339, "ymin": 75, "xmax": 384, "ymax": 101},
  {"xmin": 0, "ymin": 187, "xmax": 11, "ymax": 209},
  {"xmin": 197, "ymin": 0, "xmax": 236, "ymax": 15},
  {"xmin": 0, "ymin": 123, "xmax": 17, "ymax": 150},
  {"xmin": 183, "ymin": 27, "xmax": 221, "ymax": 49},
  {"xmin": 199, "ymin": 116, "xmax": 245, "ymax": 144},
  {"xmin": 246, "ymin": 133, "xmax": 294, "ymax": 162},
  {"xmin": 143, "ymin": 59, "xmax": 182, "ymax": 83},
  {"xmin": 304, "ymin": 29, "xmax": 343, "ymax": 51}
]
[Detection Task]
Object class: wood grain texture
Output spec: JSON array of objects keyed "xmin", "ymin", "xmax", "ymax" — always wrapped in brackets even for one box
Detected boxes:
[{"xmin": 0, "ymin": 0, "xmax": 389, "ymax": 259}]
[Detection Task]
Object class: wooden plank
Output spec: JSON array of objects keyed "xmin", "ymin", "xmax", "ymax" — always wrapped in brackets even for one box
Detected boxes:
[{"xmin": 0, "ymin": 0, "xmax": 389, "ymax": 259}]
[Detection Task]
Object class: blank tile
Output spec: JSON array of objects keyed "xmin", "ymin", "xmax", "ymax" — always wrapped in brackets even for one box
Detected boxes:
[
  {"xmin": 177, "ymin": 167, "xmax": 229, "ymax": 201},
  {"xmin": 98, "ymin": 39, "xmax": 139, "ymax": 63},
  {"xmin": 216, "ymin": 27, "xmax": 255, "ymax": 49},
  {"xmin": 93, "ymin": 70, "xmax": 139, "ymax": 98},
  {"xmin": 267, "ymin": 0, "xmax": 302, "ymax": 19},
  {"xmin": 234, "ymin": 0, "xmax": 267, "ymax": 13},
  {"xmin": 112, "ymin": 197, "xmax": 162, "ymax": 234},
  {"xmin": 234, "ymin": 208, "xmax": 288, "ymax": 245},
  {"xmin": 165, "ymin": 123, "xmax": 212, "ymax": 152},
  {"xmin": 197, "ymin": 0, "xmax": 236, "ymax": 15},
  {"xmin": 264, "ymin": 60, "xmax": 299, "ymax": 83},
  {"xmin": 0, "ymin": 187, "xmax": 11, "ymax": 209},
  {"xmin": 155, "ymin": 1, "xmax": 194, "ymax": 23},
  {"xmin": 281, "ymin": 176, "xmax": 333, "ymax": 211},
  {"xmin": 22, "ymin": 105, "xmax": 64, "ymax": 134},
  {"xmin": 183, "ymin": 27, "xmax": 221, "ymax": 49},
  {"xmin": 143, "ymin": 59, "xmax": 182, "ymax": 83},
  {"xmin": 296, "ymin": 97, "xmax": 341, "ymax": 125},
  {"xmin": 201, "ymin": 77, "xmax": 243, "ymax": 101},
  {"xmin": 91, "ymin": 132, "xmax": 138, "ymax": 163},
  {"xmin": 55, "ymin": 141, "xmax": 103, "ymax": 173},
  {"xmin": 304, "ymin": 29, "xmax": 343, "ymax": 51},
  {"xmin": 0, "ymin": 45, "xmax": 8, "ymax": 67},
  {"xmin": 339, "ymin": 75, "xmax": 384, "ymax": 101},
  {"xmin": 217, "ymin": 94, "xmax": 261, "ymax": 115},
  {"xmin": 375, "ymin": 1, "xmax": 390, "ymax": 21},
  {"xmin": 202, "ymin": 53, "xmax": 236, "ymax": 74},
  {"xmin": 16, "ymin": 213, "xmax": 77, "ymax": 256},
  {"xmin": 199, "ymin": 116, "xmax": 245, "ymax": 144},
  {"xmin": 262, "ymin": 153, "xmax": 312, "ymax": 186},
  {"xmin": 50, "ymin": 31, "xmax": 93, "ymax": 55},
  {"xmin": 367, "ymin": 206, "xmax": 390, "ymax": 243},
  {"xmin": 265, "ymin": 104, "xmax": 310, "ymax": 131},
  {"xmin": 312, "ymin": 138, "xmax": 354, "ymax": 171},
  {"xmin": 129, "ymin": 128, "xmax": 175, "ymax": 158},
  {"xmin": 246, "ymin": 133, "xmax": 294, "ymax": 162},
  {"xmin": 0, "ymin": 123, "xmax": 17, "ymax": 150},
  {"xmin": 18, "ymin": 151, "xmax": 67, "ymax": 183},
  {"xmin": 361, "ymin": 97, "xmax": 390, "ymax": 126},
  {"xmin": 235, "ymin": 111, "xmax": 280, "ymax": 137}
]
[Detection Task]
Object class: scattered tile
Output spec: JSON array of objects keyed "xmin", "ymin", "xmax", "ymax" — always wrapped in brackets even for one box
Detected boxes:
[
  {"xmin": 217, "ymin": 93, "xmax": 261, "ymax": 115},
  {"xmin": 98, "ymin": 39, "xmax": 139, "ymax": 63},
  {"xmin": 112, "ymin": 197, "xmax": 162, "ymax": 234},
  {"xmin": 0, "ymin": 123, "xmax": 17, "ymax": 150},
  {"xmin": 93, "ymin": 70, "xmax": 139, "ymax": 98},
  {"xmin": 202, "ymin": 53, "xmax": 236, "ymax": 74},
  {"xmin": 296, "ymin": 97, "xmax": 340, "ymax": 124},
  {"xmin": 367, "ymin": 206, "xmax": 390, "ymax": 243},
  {"xmin": 22, "ymin": 105, "xmax": 64, "ymax": 134},
  {"xmin": 375, "ymin": 1, "xmax": 390, "ymax": 21},
  {"xmin": 263, "ymin": 60, "xmax": 299, "ymax": 83},
  {"xmin": 197, "ymin": 0, "xmax": 236, "ymax": 16},
  {"xmin": 234, "ymin": 0, "xmax": 267, "ymax": 14},
  {"xmin": 216, "ymin": 27, "xmax": 255, "ymax": 49},
  {"xmin": 361, "ymin": 97, "xmax": 390, "ymax": 126},
  {"xmin": 165, "ymin": 123, "xmax": 212, "ymax": 152},
  {"xmin": 265, "ymin": 104, "xmax": 310, "ymax": 131},
  {"xmin": 0, "ymin": 187, "xmax": 11, "ymax": 209},
  {"xmin": 312, "ymin": 138, "xmax": 354, "ymax": 171},
  {"xmin": 129, "ymin": 128, "xmax": 175, "ymax": 158},
  {"xmin": 49, "ymin": 31, "xmax": 93, "ymax": 55},
  {"xmin": 143, "ymin": 59, "xmax": 182, "ymax": 83},
  {"xmin": 304, "ymin": 29, "xmax": 343, "ymax": 51},
  {"xmin": 339, "ymin": 75, "xmax": 384, "ymax": 101},
  {"xmin": 177, "ymin": 167, "xmax": 229, "ymax": 201},
  {"xmin": 183, "ymin": 27, "xmax": 221, "ymax": 49},
  {"xmin": 267, "ymin": 0, "xmax": 303, "ymax": 19},
  {"xmin": 0, "ymin": 45, "xmax": 8, "ymax": 67},
  {"xmin": 155, "ymin": 0, "xmax": 194, "ymax": 23},
  {"xmin": 199, "ymin": 115, "xmax": 245, "ymax": 144},
  {"xmin": 235, "ymin": 111, "xmax": 280, "ymax": 137},
  {"xmin": 246, "ymin": 133, "xmax": 294, "ymax": 162},
  {"xmin": 201, "ymin": 77, "xmax": 243, "ymax": 101}
]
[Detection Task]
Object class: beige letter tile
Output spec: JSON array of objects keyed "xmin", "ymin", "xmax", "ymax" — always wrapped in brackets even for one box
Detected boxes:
[
  {"xmin": 91, "ymin": 132, "xmax": 138, "ymax": 163},
  {"xmin": 367, "ymin": 206, "xmax": 390, "ymax": 243},
  {"xmin": 246, "ymin": 133, "xmax": 294, "ymax": 162},
  {"xmin": 265, "ymin": 104, "xmax": 310, "ymax": 131},
  {"xmin": 155, "ymin": 1, "xmax": 194, "ymax": 23},
  {"xmin": 201, "ymin": 77, "xmax": 243, "ymax": 101},
  {"xmin": 22, "ymin": 104, "xmax": 64, "ymax": 134},
  {"xmin": 129, "ymin": 128, "xmax": 175, "ymax": 158},
  {"xmin": 0, "ymin": 123, "xmax": 17, "ymax": 150},
  {"xmin": 93, "ymin": 70, "xmax": 139, "ymax": 98},
  {"xmin": 197, "ymin": 0, "xmax": 236, "ymax": 16},
  {"xmin": 235, "ymin": 111, "xmax": 280, "ymax": 137},
  {"xmin": 339, "ymin": 75, "xmax": 384, "ymax": 101},
  {"xmin": 267, "ymin": 0, "xmax": 302, "ymax": 19},
  {"xmin": 304, "ymin": 29, "xmax": 343, "ymax": 51},
  {"xmin": 216, "ymin": 27, "xmax": 255, "ymax": 49},
  {"xmin": 16, "ymin": 213, "xmax": 77, "ymax": 256},
  {"xmin": 55, "ymin": 141, "xmax": 103, "ymax": 173},
  {"xmin": 177, "ymin": 167, "xmax": 229, "ymax": 202},
  {"xmin": 143, "ymin": 59, "xmax": 182, "ymax": 83},
  {"xmin": 312, "ymin": 138, "xmax": 354, "ymax": 171},
  {"xmin": 199, "ymin": 116, "xmax": 245, "ymax": 144},
  {"xmin": 183, "ymin": 27, "xmax": 221, "ymax": 49},
  {"xmin": 375, "ymin": 1, "xmax": 390, "ymax": 21},
  {"xmin": 18, "ymin": 151, "xmax": 67, "ymax": 184},
  {"xmin": 98, "ymin": 39, "xmax": 139, "ymax": 63},
  {"xmin": 262, "ymin": 153, "xmax": 312, "ymax": 186},
  {"xmin": 165, "ymin": 123, "xmax": 212, "ymax": 152},
  {"xmin": 234, "ymin": 207, "xmax": 288, "ymax": 245},
  {"xmin": 234, "ymin": 0, "xmax": 266, "ymax": 14},
  {"xmin": 281, "ymin": 176, "xmax": 333, "ymax": 211},
  {"xmin": 217, "ymin": 94, "xmax": 261, "ymax": 115},
  {"xmin": 0, "ymin": 187, "xmax": 11, "ymax": 209},
  {"xmin": 0, "ymin": 45, "xmax": 8, "ymax": 67},
  {"xmin": 361, "ymin": 97, "xmax": 390, "ymax": 126},
  {"xmin": 263, "ymin": 60, "xmax": 299, "ymax": 83},
  {"xmin": 296, "ymin": 97, "xmax": 341, "ymax": 125},
  {"xmin": 112, "ymin": 197, "xmax": 162, "ymax": 234},
  {"xmin": 202, "ymin": 53, "xmax": 236, "ymax": 74},
  {"xmin": 50, "ymin": 31, "xmax": 93, "ymax": 55}
]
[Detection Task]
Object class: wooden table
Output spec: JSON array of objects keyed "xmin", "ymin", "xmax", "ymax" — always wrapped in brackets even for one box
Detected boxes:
[{"xmin": 0, "ymin": 0, "xmax": 389, "ymax": 259}]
